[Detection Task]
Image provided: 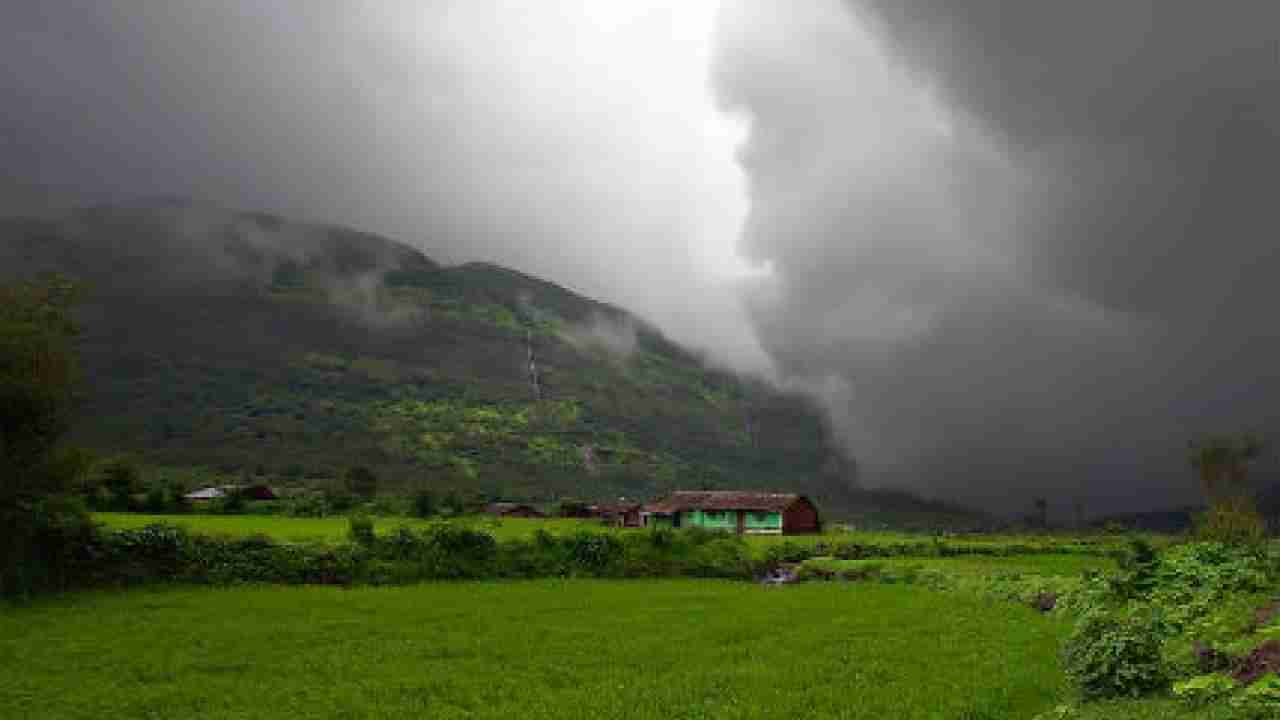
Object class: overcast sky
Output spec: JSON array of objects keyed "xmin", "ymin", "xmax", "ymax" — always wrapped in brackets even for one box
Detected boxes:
[{"xmin": 3, "ymin": 1, "xmax": 1278, "ymax": 513}]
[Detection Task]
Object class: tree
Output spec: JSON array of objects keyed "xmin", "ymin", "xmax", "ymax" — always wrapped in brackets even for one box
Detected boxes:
[
  {"xmin": 1188, "ymin": 434, "xmax": 1267, "ymax": 544},
  {"xmin": 412, "ymin": 488, "xmax": 437, "ymax": 519},
  {"xmin": 343, "ymin": 466, "xmax": 378, "ymax": 501},
  {"xmin": 99, "ymin": 456, "xmax": 141, "ymax": 511},
  {"xmin": 1188, "ymin": 434, "xmax": 1263, "ymax": 501},
  {"xmin": 0, "ymin": 275, "xmax": 92, "ymax": 595},
  {"xmin": 1033, "ymin": 497, "xmax": 1049, "ymax": 529}
]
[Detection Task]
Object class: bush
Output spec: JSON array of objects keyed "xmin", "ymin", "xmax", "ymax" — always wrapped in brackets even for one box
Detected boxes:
[
  {"xmin": 325, "ymin": 489, "xmax": 355, "ymax": 514},
  {"xmin": 287, "ymin": 494, "xmax": 330, "ymax": 518},
  {"xmin": 1171, "ymin": 673, "xmax": 1235, "ymax": 708},
  {"xmin": 343, "ymin": 466, "xmax": 378, "ymax": 501},
  {"xmin": 1230, "ymin": 675, "xmax": 1280, "ymax": 719},
  {"xmin": 1195, "ymin": 496, "xmax": 1268, "ymax": 546},
  {"xmin": 412, "ymin": 489, "xmax": 437, "ymax": 519},
  {"xmin": 218, "ymin": 488, "xmax": 246, "ymax": 514},
  {"xmin": 1062, "ymin": 605, "xmax": 1171, "ymax": 699},
  {"xmin": 348, "ymin": 514, "xmax": 375, "ymax": 546},
  {"xmin": 143, "ymin": 485, "xmax": 167, "ymax": 513},
  {"xmin": 1108, "ymin": 538, "xmax": 1160, "ymax": 599}
]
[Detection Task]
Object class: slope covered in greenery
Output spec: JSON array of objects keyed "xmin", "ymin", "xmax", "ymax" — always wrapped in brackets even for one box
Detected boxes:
[{"xmin": 1, "ymin": 203, "xmax": 861, "ymax": 508}]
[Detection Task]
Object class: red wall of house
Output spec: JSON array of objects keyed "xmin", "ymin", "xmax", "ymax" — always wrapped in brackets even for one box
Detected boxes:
[{"xmin": 782, "ymin": 499, "xmax": 820, "ymax": 534}]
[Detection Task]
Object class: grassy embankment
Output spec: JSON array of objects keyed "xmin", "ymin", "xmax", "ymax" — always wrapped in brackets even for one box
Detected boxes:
[
  {"xmin": 1, "ymin": 580, "xmax": 1068, "ymax": 720},
  {"xmin": 92, "ymin": 512, "xmax": 1144, "ymax": 556}
]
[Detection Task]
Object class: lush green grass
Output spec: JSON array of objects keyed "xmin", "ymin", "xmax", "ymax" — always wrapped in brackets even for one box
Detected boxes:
[
  {"xmin": 93, "ymin": 513, "xmax": 598, "ymax": 543},
  {"xmin": 871, "ymin": 554, "xmax": 1116, "ymax": 577},
  {"xmin": 0, "ymin": 580, "xmax": 1068, "ymax": 719},
  {"xmin": 1050, "ymin": 697, "xmax": 1242, "ymax": 720},
  {"xmin": 94, "ymin": 512, "xmax": 1144, "ymax": 556}
]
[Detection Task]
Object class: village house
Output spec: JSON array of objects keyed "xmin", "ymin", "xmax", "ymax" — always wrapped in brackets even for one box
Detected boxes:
[
  {"xmin": 182, "ymin": 484, "xmax": 278, "ymax": 502},
  {"xmin": 593, "ymin": 502, "xmax": 643, "ymax": 528},
  {"xmin": 485, "ymin": 502, "xmax": 546, "ymax": 518},
  {"xmin": 642, "ymin": 491, "xmax": 820, "ymax": 535}
]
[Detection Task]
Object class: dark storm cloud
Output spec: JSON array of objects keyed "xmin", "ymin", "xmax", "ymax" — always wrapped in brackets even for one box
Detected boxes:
[{"xmin": 715, "ymin": 0, "xmax": 1280, "ymax": 512}]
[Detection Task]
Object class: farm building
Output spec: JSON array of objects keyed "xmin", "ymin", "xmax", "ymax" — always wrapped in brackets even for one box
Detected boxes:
[
  {"xmin": 594, "ymin": 502, "xmax": 643, "ymax": 528},
  {"xmin": 642, "ymin": 491, "xmax": 820, "ymax": 535},
  {"xmin": 485, "ymin": 502, "xmax": 546, "ymax": 518},
  {"xmin": 234, "ymin": 484, "xmax": 278, "ymax": 500},
  {"xmin": 183, "ymin": 484, "xmax": 278, "ymax": 502},
  {"xmin": 184, "ymin": 487, "xmax": 225, "ymax": 502}
]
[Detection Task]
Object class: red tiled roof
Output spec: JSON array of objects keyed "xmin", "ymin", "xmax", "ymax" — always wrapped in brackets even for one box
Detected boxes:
[
  {"xmin": 592, "ymin": 502, "xmax": 641, "ymax": 513},
  {"xmin": 642, "ymin": 491, "xmax": 806, "ymax": 513}
]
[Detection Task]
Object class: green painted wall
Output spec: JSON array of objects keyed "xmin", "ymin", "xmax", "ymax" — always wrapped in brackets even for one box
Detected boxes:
[
  {"xmin": 647, "ymin": 509, "xmax": 782, "ymax": 533},
  {"xmin": 686, "ymin": 509, "xmax": 735, "ymax": 530},
  {"xmin": 744, "ymin": 511, "xmax": 782, "ymax": 531}
]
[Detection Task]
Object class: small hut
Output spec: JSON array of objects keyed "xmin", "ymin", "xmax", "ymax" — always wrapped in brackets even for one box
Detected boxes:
[{"xmin": 485, "ymin": 502, "xmax": 546, "ymax": 519}]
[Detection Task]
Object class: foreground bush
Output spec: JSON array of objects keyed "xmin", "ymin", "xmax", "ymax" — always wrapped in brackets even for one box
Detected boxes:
[
  {"xmin": 1056, "ymin": 539, "xmax": 1280, "ymax": 709},
  {"xmin": 1062, "ymin": 606, "xmax": 1170, "ymax": 699}
]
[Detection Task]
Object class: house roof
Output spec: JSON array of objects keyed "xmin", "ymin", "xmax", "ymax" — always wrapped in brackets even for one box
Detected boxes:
[
  {"xmin": 592, "ymin": 502, "xmax": 641, "ymax": 513},
  {"xmin": 643, "ymin": 491, "xmax": 807, "ymax": 513},
  {"xmin": 184, "ymin": 487, "xmax": 226, "ymax": 500},
  {"xmin": 486, "ymin": 502, "xmax": 542, "ymax": 514}
]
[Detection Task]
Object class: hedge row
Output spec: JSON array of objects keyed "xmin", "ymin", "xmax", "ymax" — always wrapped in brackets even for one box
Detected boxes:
[
  {"xmin": 760, "ymin": 537, "xmax": 1117, "ymax": 566},
  {"xmin": 63, "ymin": 523, "xmax": 760, "ymax": 588}
]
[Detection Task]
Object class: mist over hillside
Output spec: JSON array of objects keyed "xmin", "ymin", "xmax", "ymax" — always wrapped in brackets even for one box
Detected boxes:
[{"xmin": 1, "ymin": 202, "xmax": 869, "ymax": 511}]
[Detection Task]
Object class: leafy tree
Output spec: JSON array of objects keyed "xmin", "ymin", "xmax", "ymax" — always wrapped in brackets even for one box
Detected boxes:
[
  {"xmin": 99, "ymin": 456, "xmax": 141, "ymax": 511},
  {"xmin": 1188, "ymin": 434, "xmax": 1263, "ymax": 500},
  {"xmin": 344, "ymin": 466, "xmax": 378, "ymax": 500},
  {"xmin": 443, "ymin": 489, "xmax": 464, "ymax": 516},
  {"xmin": 412, "ymin": 488, "xmax": 437, "ymax": 518},
  {"xmin": 1033, "ymin": 497, "xmax": 1048, "ymax": 529},
  {"xmin": 0, "ymin": 275, "xmax": 92, "ymax": 595},
  {"xmin": 1188, "ymin": 434, "xmax": 1267, "ymax": 544},
  {"xmin": 219, "ymin": 486, "xmax": 246, "ymax": 514}
]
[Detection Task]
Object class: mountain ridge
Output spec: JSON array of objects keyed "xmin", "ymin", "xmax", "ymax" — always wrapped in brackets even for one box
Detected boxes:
[{"xmin": 2, "ymin": 203, "xmax": 870, "ymax": 512}]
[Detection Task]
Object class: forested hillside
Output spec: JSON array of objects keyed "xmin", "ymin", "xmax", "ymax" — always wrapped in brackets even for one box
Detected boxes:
[{"xmin": 0, "ymin": 203, "xmax": 858, "ymax": 507}]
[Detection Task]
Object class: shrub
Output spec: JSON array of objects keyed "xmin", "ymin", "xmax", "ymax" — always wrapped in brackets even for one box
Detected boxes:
[
  {"xmin": 1230, "ymin": 675, "xmax": 1280, "ymax": 719},
  {"xmin": 287, "ymin": 494, "xmax": 330, "ymax": 518},
  {"xmin": 348, "ymin": 514, "xmax": 376, "ymax": 546},
  {"xmin": 1171, "ymin": 673, "xmax": 1235, "ymax": 708},
  {"xmin": 343, "ymin": 466, "xmax": 378, "ymax": 501},
  {"xmin": 565, "ymin": 532, "xmax": 624, "ymax": 573},
  {"xmin": 1108, "ymin": 537, "xmax": 1160, "ymax": 599},
  {"xmin": 325, "ymin": 489, "xmax": 355, "ymax": 513},
  {"xmin": 1195, "ymin": 496, "xmax": 1268, "ymax": 547},
  {"xmin": 218, "ymin": 488, "xmax": 246, "ymax": 514},
  {"xmin": 412, "ymin": 489, "xmax": 437, "ymax": 519},
  {"xmin": 647, "ymin": 527, "xmax": 675, "ymax": 548},
  {"xmin": 143, "ymin": 485, "xmax": 167, "ymax": 513},
  {"xmin": 99, "ymin": 457, "xmax": 141, "ymax": 511},
  {"xmin": 1062, "ymin": 605, "xmax": 1171, "ymax": 699}
]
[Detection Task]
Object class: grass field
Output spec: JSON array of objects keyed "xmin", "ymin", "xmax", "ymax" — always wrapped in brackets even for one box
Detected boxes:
[
  {"xmin": 92, "ymin": 512, "xmax": 600, "ymax": 543},
  {"xmin": 1, "ymin": 580, "xmax": 1069, "ymax": 720},
  {"xmin": 836, "ymin": 554, "xmax": 1116, "ymax": 577},
  {"xmin": 91, "ymin": 513, "xmax": 1140, "ymax": 555}
]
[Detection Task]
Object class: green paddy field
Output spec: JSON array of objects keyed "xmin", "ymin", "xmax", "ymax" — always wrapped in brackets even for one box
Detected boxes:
[{"xmin": 2, "ymin": 580, "xmax": 1068, "ymax": 720}]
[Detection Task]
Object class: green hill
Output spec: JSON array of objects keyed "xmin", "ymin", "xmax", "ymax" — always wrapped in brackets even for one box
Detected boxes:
[{"xmin": 1, "ymin": 203, "xmax": 864, "ymax": 509}]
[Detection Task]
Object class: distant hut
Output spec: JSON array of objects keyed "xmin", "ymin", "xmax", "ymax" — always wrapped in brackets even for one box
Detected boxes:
[
  {"xmin": 558, "ymin": 500, "xmax": 595, "ymax": 519},
  {"xmin": 235, "ymin": 484, "xmax": 278, "ymax": 501},
  {"xmin": 594, "ymin": 502, "xmax": 642, "ymax": 528},
  {"xmin": 183, "ymin": 487, "xmax": 226, "ymax": 503},
  {"xmin": 485, "ymin": 502, "xmax": 546, "ymax": 519},
  {"xmin": 642, "ymin": 491, "xmax": 820, "ymax": 535}
]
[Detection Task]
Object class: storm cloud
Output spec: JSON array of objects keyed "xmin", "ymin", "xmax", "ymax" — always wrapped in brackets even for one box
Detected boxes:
[
  {"xmin": 715, "ymin": 0, "xmax": 1280, "ymax": 511},
  {"xmin": 4, "ymin": 1, "xmax": 1279, "ymax": 513}
]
